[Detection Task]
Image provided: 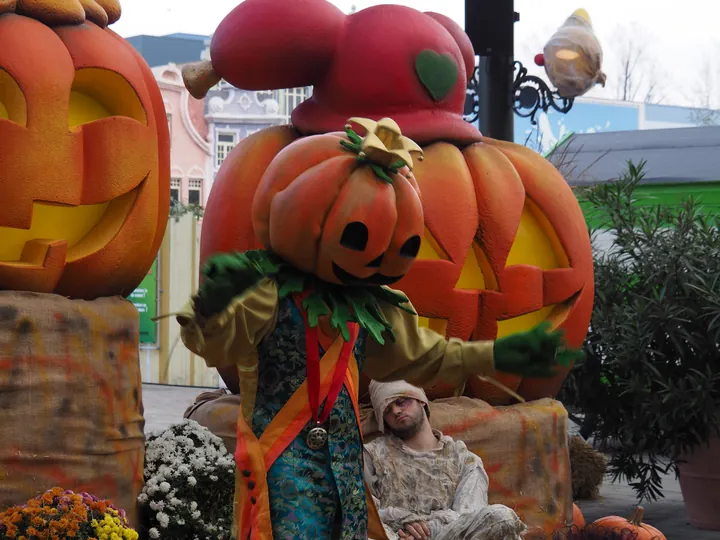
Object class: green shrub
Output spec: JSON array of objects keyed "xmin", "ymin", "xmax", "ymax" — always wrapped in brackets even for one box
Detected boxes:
[{"xmin": 560, "ymin": 160, "xmax": 720, "ymax": 501}]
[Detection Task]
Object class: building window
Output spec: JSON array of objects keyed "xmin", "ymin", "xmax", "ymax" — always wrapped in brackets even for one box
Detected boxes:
[
  {"xmin": 188, "ymin": 178, "xmax": 203, "ymax": 206},
  {"xmin": 216, "ymin": 132, "xmax": 236, "ymax": 168},
  {"xmin": 281, "ymin": 87, "xmax": 310, "ymax": 118},
  {"xmin": 170, "ymin": 178, "xmax": 181, "ymax": 205}
]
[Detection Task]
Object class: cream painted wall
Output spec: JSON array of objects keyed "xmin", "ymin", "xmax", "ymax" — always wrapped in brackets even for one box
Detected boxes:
[{"xmin": 140, "ymin": 215, "xmax": 219, "ymax": 388}]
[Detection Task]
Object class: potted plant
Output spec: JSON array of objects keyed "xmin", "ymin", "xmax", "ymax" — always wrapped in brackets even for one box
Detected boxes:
[
  {"xmin": 0, "ymin": 488, "xmax": 138, "ymax": 539},
  {"xmin": 559, "ymin": 161, "xmax": 720, "ymax": 529},
  {"xmin": 138, "ymin": 419, "xmax": 235, "ymax": 539}
]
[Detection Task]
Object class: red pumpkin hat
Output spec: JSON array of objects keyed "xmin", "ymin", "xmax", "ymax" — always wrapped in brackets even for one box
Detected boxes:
[{"xmin": 183, "ymin": 0, "xmax": 481, "ymax": 146}]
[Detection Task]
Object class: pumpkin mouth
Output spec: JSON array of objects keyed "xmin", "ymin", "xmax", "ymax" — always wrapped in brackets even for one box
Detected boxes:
[
  {"xmin": 332, "ymin": 262, "xmax": 403, "ymax": 286},
  {"xmin": 0, "ymin": 179, "xmax": 143, "ymax": 268}
]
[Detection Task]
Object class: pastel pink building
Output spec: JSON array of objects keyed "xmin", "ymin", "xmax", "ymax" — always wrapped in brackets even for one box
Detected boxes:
[{"xmin": 152, "ymin": 63, "xmax": 212, "ymax": 207}]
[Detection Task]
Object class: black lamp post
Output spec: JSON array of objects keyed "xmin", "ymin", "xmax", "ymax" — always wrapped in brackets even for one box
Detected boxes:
[
  {"xmin": 464, "ymin": 0, "xmax": 517, "ymax": 142},
  {"xmin": 464, "ymin": 1, "xmax": 576, "ymax": 142}
]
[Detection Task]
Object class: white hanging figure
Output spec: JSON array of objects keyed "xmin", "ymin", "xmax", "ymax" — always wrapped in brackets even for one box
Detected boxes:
[{"xmin": 535, "ymin": 9, "xmax": 607, "ymax": 99}]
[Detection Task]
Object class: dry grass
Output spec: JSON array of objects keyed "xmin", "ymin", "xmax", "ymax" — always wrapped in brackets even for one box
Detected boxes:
[{"xmin": 570, "ymin": 435, "xmax": 607, "ymax": 500}]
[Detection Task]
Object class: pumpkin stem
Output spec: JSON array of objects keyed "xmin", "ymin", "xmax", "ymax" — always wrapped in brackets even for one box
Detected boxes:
[
  {"xmin": 630, "ymin": 506, "xmax": 645, "ymax": 526},
  {"xmin": 340, "ymin": 126, "xmax": 396, "ymax": 184}
]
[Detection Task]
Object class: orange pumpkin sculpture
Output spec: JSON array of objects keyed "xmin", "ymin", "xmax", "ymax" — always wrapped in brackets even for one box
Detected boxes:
[
  {"xmin": 593, "ymin": 507, "xmax": 665, "ymax": 540},
  {"xmin": 187, "ymin": 0, "xmax": 593, "ymax": 404},
  {"xmin": 198, "ymin": 125, "xmax": 593, "ymax": 403},
  {"xmin": 572, "ymin": 504, "xmax": 586, "ymax": 528},
  {"xmin": 0, "ymin": 0, "xmax": 170, "ymax": 299}
]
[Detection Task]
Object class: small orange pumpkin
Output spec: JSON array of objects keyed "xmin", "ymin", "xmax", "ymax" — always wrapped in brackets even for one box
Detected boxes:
[
  {"xmin": 573, "ymin": 503, "xmax": 586, "ymax": 528},
  {"xmin": 593, "ymin": 506, "xmax": 665, "ymax": 540},
  {"xmin": 251, "ymin": 119, "xmax": 424, "ymax": 286}
]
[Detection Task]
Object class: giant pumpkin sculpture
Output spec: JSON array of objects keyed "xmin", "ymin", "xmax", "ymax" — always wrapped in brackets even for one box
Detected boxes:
[
  {"xmin": 185, "ymin": 0, "xmax": 593, "ymax": 404},
  {"xmin": 0, "ymin": 0, "xmax": 170, "ymax": 299},
  {"xmin": 0, "ymin": 0, "xmax": 168, "ymax": 527}
]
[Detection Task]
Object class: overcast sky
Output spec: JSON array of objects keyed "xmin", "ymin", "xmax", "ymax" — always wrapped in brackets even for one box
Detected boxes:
[{"xmin": 112, "ymin": 0, "xmax": 720, "ymax": 108}]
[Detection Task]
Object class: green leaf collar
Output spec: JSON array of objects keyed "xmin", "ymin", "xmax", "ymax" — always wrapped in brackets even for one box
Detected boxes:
[{"xmin": 203, "ymin": 249, "xmax": 415, "ymax": 345}]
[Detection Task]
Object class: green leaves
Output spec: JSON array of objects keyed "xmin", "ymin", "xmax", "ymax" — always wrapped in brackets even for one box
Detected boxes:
[
  {"xmin": 559, "ymin": 159, "xmax": 720, "ymax": 502},
  {"xmin": 339, "ymin": 126, "xmax": 403, "ymax": 184},
  {"xmin": 193, "ymin": 248, "xmax": 414, "ymax": 344}
]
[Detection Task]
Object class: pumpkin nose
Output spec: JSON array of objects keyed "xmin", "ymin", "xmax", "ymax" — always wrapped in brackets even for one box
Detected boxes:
[
  {"xmin": 340, "ymin": 221, "xmax": 369, "ymax": 251},
  {"xmin": 367, "ymin": 254, "xmax": 384, "ymax": 268}
]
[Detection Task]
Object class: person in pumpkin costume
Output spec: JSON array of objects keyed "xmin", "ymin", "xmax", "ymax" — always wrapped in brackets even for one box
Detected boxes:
[
  {"xmin": 178, "ymin": 2, "xmax": 582, "ymax": 539},
  {"xmin": 177, "ymin": 117, "xmax": 579, "ymax": 540}
]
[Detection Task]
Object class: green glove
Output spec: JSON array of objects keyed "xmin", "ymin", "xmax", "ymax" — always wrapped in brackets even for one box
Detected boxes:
[
  {"xmin": 193, "ymin": 252, "xmax": 267, "ymax": 319},
  {"xmin": 493, "ymin": 322, "xmax": 584, "ymax": 377}
]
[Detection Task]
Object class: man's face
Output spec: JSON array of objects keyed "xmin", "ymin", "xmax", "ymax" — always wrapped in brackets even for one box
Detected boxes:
[{"xmin": 383, "ymin": 397, "xmax": 425, "ymax": 439}]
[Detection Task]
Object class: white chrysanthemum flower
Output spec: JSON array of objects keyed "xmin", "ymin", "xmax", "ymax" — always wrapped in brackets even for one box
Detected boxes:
[
  {"xmin": 157, "ymin": 511, "xmax": 170, "ymax": 528},
  {"xmin": 141, "ymin": 420, "xmax": 235, "ymax": 539}
]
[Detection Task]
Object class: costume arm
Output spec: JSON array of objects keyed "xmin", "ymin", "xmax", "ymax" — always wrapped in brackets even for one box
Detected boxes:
[
  {"xmin": 176, "ymin": 278, "xmax": 279, "ymax": 368},
  {"xmin": 424, "ymin": 445, "xmax": 489, "ymax": 531},
  {"xmin": 363, "ymin": 448, "xmax": 423, "ymax": 530},
  {"xmin": 363, "ymin": 298, "xmax": 495, "ymax": 389},
  {"xmin": 451, "ymin": 444, "xmax": 490, "ymax": 513}
]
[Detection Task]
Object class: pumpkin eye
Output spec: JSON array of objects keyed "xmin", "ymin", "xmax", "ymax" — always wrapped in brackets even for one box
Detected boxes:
[
  {"xmin": 340, "ymin": 222, "xmax": 369, "ymax": 251},
  {"xmin": 399, "ymin": 235, "xmax": 421, "ymax": 258},
  {"xmin": 0, "ymin": 68, "xmax": 27, "ymax": 126},
  {"xmin": 367, "ymin": 254, "xmax": 384, "ymax": 268},
  {"xmin": 69, "ymin": 68, "xmax": 147, "ymax": 128}
]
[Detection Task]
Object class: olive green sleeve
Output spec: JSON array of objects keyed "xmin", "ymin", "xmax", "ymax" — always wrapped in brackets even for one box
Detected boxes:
[
  {"xmin": 175, "ymin": 278, "xmax": 279, "ymax": 369},
  {"xmin": 363, "ymin": 298, "xmax": 496, "ymax": 389}
]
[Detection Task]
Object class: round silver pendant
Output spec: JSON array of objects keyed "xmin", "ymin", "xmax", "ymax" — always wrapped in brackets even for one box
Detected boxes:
[{"xmin": 306, "ymin": 425, "xmax": 329, "ymax": 450}]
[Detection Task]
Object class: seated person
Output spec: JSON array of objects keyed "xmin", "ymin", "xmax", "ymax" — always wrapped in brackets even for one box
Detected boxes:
[{"xmin": 364, "ymin": 380, "xmax": 527, "ymax": 540}]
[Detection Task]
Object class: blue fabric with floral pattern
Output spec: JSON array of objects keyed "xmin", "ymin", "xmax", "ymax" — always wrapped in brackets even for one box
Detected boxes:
[{"xmin": 251, "ymin": 296, "xmax": 368, "ymax": 539}]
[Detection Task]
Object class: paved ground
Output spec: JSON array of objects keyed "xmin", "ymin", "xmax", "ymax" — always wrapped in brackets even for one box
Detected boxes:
[{"xmin": 141, "ymin": 384, "xmax": 720, "ymax": 539}]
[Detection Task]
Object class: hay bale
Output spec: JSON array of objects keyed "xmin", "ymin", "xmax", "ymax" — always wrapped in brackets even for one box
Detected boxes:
[
  {"xmin": 569, "ymin": 435, "xmax": 606, "ymax": 500},
  {"xmin": 0, "ymin": 292, "xmax": 145, "ymax": 526}
]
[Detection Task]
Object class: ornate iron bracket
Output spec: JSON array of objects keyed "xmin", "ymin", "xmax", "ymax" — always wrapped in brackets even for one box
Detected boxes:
[
  {"xmin": 463, "ymin": 65, "xmax": 481, "ymax": 125},
  {"xmin": 512, "ymin": 61, "xmax": 574, "ymax": 125},
  {"xmin": 463, "ymin": 60, "xmax": 575, "ymax": 126}
]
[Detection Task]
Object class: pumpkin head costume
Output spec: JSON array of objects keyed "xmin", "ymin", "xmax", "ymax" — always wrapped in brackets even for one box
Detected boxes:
[{"xmin": 177, "ymin": 1, "xmax": 583, "ymax": 539}]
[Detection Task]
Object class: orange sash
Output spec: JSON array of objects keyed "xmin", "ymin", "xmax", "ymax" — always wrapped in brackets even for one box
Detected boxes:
[{"xmin": 232, "ymin": 333, "xmax": 387, "ymax": 540}]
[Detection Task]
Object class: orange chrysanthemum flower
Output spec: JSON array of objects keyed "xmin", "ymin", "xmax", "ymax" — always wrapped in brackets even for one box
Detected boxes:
[{"xmin": 0, "ymin": 487, "xmax": 136, "ymax": 539}]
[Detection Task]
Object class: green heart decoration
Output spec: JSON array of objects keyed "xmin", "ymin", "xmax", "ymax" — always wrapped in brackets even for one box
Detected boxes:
[{"xmin": 415, "ymin": 49, "xmax": 459, "ymax": 102}]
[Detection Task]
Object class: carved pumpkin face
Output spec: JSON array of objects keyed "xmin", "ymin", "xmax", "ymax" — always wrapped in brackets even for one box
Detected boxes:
[
  {"xmin": 199, "ymin": 128, "xmax": 593, "ymax": 404},
  {"xmin": 396, "ymin": 138, "xmax": 594, "ymax": 402},
  {"xmin": 251, "ymin": 131, "xmax": 424, "ymax": 285},
  {"xmin": 0, "ymin": 6, "xmax": 170, "ymax": 299}
]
